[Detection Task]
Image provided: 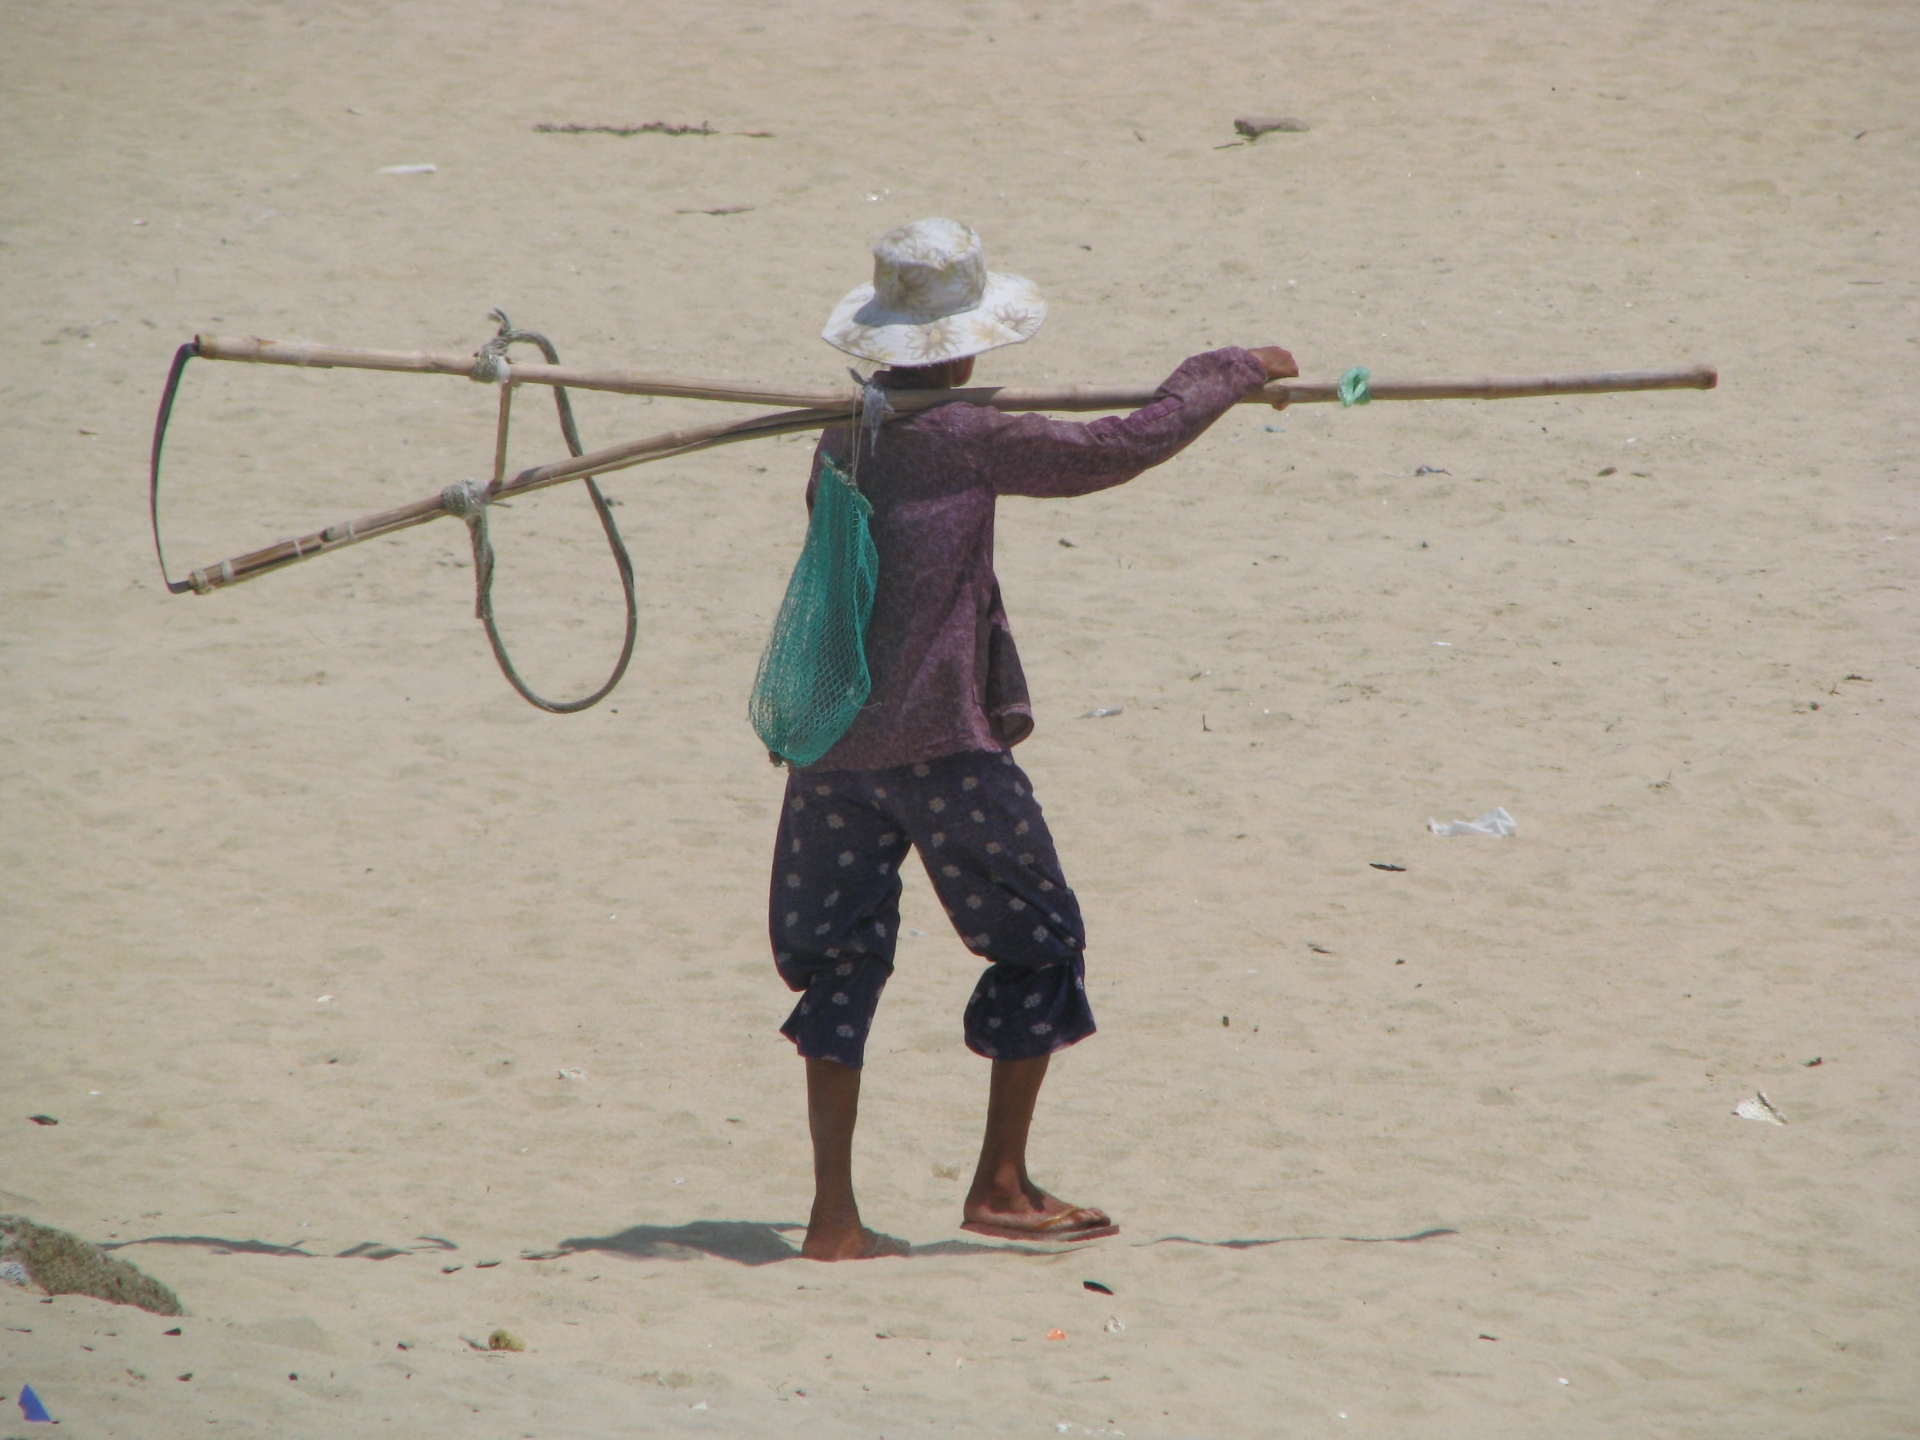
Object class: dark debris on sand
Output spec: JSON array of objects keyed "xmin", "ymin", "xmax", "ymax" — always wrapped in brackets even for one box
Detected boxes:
[{"xmin": 1234, "ymin": 115, "xmax": 1311, "ymax": 138}]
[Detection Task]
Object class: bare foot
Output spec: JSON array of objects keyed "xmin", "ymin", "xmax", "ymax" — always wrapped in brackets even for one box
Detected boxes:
[
  {"xmin": 961, "ymin": 1185, "xmax": 1117, "ymax": 1243},
  {"xmin": 800, "ymin": 1222, "xmax": 911, "ymax": 1261}
]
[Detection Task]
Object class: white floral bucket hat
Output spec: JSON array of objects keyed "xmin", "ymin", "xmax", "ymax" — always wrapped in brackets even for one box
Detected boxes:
[{"xmin": 823, "ymin": 218, "xmax": 1046, "ymax": 367}]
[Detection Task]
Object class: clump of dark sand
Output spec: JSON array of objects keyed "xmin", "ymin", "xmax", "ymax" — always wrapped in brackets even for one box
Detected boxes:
[{"xmin": 0, "ymin": 1214, "xmax": 182, "ymax": 1315}]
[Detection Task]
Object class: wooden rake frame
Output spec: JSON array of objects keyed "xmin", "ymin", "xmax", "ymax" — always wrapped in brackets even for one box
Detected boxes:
[{"xmin": 149, "ymin": 317, "xmax": 1716, "ymax": 708}]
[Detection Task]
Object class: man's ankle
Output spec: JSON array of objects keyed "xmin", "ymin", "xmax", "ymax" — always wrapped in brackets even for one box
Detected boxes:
[
  {"xmin": 966, "ymin": 1166, "xmax": 1033, "ymax": 1208},
  {"xmin": 810, "ymin": 1193, "xmax": 861, "ymax": 1226}
]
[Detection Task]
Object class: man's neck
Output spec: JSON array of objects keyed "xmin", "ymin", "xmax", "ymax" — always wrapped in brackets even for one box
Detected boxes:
[{"xmin": 883, "ymin": 358, "xmax": 974, "ymax": 390}]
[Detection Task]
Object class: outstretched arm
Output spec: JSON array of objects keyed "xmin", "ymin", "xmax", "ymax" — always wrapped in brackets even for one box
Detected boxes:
[{"xmin": 977, "ymin": 345, "xmax": 1293, "ymax": 499}]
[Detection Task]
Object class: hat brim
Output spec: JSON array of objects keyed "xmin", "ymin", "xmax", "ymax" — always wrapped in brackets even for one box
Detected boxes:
[{"xmin": 822, "ymin": 271, "xmax": 1046, "ymax": 366}]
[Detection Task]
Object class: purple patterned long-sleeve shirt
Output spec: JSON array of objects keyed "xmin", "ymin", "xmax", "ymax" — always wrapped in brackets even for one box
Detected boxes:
[{"xmin": 799, "ymin": 346, "xmax": 1269, "ymax": 772}]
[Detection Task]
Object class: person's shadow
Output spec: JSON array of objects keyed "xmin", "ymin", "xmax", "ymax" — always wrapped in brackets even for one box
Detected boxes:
[
  {"xmin": 102, "ymin": 1223, "xmax": 1459, "ymax": 1268},
  {"xmin": 555, "ymin": 1220, "xmax": 1070, "ymax": 1265},
  {"xmin": 558, "ymin": 1220, "xmax": 805, "ymax": 1266}
]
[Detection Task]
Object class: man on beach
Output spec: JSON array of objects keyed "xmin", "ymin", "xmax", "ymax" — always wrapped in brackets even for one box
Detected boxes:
[{"xmin": 773, "ymin": 218, "xmax": 1297, "ymax": 1259}]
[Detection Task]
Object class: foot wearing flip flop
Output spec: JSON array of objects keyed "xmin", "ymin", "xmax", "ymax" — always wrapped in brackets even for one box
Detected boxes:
[
  {"xmin": 960, "ymin": 1187, "xmax": 1117, "ymax": 1243},
  {"xmin": 960, "ymin": 1053, "xmax": 1118, "ymax": 1242}
]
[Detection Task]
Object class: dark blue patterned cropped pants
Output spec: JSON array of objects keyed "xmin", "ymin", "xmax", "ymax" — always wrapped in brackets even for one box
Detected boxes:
[{"xmin": 770, "ymin": 750, "xmax": 1095, "ymax": 1068}]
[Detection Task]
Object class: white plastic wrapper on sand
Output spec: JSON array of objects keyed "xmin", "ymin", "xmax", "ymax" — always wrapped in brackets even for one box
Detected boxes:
[{"xmin": 1428, "ymin": 807, "xmax": 1517, "ymax": 837}]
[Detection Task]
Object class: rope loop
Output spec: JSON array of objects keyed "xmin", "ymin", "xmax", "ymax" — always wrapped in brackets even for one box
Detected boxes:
[
  {"xmin": 1337, "ymin": 365, "xmax": 1373, "ymax": 407},
  {"xmin": 153, "ymin": 312, "xmax": 636, "ymax": 710},
  {"xmin": 453, "ymin": 309, "xmax": 639, "ymax": 714}
]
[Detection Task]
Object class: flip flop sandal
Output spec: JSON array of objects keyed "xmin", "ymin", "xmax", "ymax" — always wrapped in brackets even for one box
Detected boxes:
[{"xmin": 960, "ymin": 1207, "xmax": 1119, "ymax": 1243}]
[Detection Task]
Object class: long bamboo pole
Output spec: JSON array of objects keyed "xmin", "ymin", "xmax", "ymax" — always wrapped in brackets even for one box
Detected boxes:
[
  {"xmin": 191, "ymin": 334, "xmax": 1715, "ymax": 414},
  {"xmin": 171, "ymin": 404, "xmax": 844, "ymax": 594},
  {"xmin": 168, "ymin": 350, "xmax": 1718, "ymax": 595}
]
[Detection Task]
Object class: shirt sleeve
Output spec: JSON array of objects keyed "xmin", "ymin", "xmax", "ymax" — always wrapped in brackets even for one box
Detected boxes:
[{"xmin": 952, "ymin": 347, "xmax": 1269, "ymax": 499}]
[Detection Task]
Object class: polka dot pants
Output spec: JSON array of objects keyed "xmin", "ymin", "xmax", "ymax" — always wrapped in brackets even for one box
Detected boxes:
[{"xmin": 770, "ymin": 749, "xmax": 1094, "ymax": 1068}]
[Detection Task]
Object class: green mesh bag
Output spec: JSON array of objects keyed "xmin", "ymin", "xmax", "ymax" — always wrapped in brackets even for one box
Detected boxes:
[{"xmin": 748, "ymin": 457, "xmax": 879, "ymax": 767}]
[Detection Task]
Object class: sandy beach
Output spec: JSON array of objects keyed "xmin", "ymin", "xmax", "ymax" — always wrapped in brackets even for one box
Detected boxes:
[{"xmin": 2, "ymin": 1, "xmax": 1916, "ymax": 1434}]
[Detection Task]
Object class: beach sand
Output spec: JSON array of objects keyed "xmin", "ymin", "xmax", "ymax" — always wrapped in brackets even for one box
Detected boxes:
[{"xmin": 2, "ymin": 1, "xmax": 1916, "ymax": 1434}]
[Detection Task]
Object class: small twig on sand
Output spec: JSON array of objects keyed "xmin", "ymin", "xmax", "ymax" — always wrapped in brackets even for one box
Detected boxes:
[
  {"xmin": 534, "ymin": 121, "xmax": 714, "ymax": 136},
  {"xmin": 532, "ymin": 122, "xmax": 774, "ymax": 138}
]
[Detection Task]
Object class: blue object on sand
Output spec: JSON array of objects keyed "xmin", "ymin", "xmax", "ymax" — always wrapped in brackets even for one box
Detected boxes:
[{"xmin": 19, "ymin": 1384, "xmax": 54, "ymax": 1422}]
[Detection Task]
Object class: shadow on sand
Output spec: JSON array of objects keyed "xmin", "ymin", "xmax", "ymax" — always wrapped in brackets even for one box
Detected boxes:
[
  {"xmin": 96, "ymin": 1225, "xmax": 1067, "ymax": 1266},
  {"xmin": 551, "ymin": 1222, "xmax": 1460, "ymax": 1263},
  {"xmin": 98, "ymin": 1223, "xmax": 1460, "ymax": 1267},
  {"xmin": 102, "ymin": 1235, "xmax": 322, "ymax": 1258},
  {"xmin": 555, "ymin": 1220, "xmax": 1070, "ymax": 1265},
  {"xmin": 102, "ymin": 1234, "xmax": 459, "ymax": 1260},
  {"xmin": 1141, "ymin": 1227, "xmax": 1459, "ymax": 1249}
]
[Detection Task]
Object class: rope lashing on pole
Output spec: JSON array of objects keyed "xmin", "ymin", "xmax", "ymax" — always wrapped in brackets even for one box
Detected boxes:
[
  {"xmin": 1337, "ymin": 366, "xmax": 1373, "ymax": 407},
  {"xmin": 850, "ymin": 366, "xmax": 896, "ymax": 453}
]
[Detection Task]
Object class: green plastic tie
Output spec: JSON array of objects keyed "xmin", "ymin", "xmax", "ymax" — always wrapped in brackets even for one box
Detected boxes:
[{"xmin": 1336, "ymin": 366, "xmax": 1372, "ymax": 407}]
